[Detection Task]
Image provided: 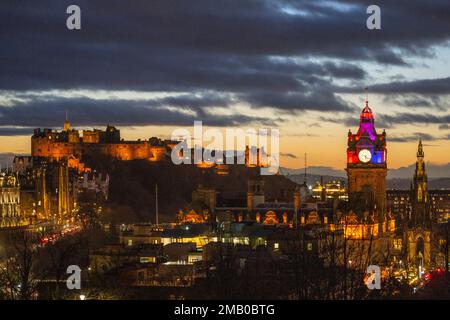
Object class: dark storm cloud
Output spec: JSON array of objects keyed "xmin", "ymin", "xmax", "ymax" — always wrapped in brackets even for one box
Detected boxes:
[
  {"xmin": 336, "ymin": 77, "xmax": 450, "ymax": 116},
  {"xmin": 322, "ymin": 112, "xmax": 450, "ymax": 130},
  {"xmin": 0, "ymin": 0, "xmax": 370, "ymax": 94},
  {"xmin": 338, "ymin": 77, "xmax": 450, "ymax": 95},
  {"xmin": 322, "ymin": 62, "xmax": 366, "ymax": 80},
  {"xmin": 378, "ymin": 113, "xmax": 450, "ymax": 127},
  {"xmin": 381, "ymin": 94, "xmax": 449, "ymax": 111},
  {"xmin": 280, "ymin": 152, "xmax": 298, "ymax": 159},
  {"xmin": 0, "ymin": 0, "xmax": 450, "ymax": 126},
  {"xmin": 0, "ymin": 96, "xmax": 276, "ymax": 132},
  {"xmin": 389, "ymin": 132, "xmax": 441, "ymax": 143},
  {"xmin": 242, "ymin": 89, "xmax": 354, "ymax": 112},
  {"xmin": 1, "ymin": 0, "xmax": 449, "ymax": 92},
  {"xmin": 319, "ymin": 116, "xmax": 359, "ymax": 128},
  {"xmin": 0, "ymin": 127, "xmax": 34, "ymax": 136},
  {"xmin": 383, "ymin": 95, "xmax": 432, "ymax": 107}
]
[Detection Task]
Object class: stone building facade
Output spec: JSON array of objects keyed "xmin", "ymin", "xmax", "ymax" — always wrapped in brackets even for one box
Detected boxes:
[{"xmin": 0, "ymin": 172, "xmax": 23, "ymax": 228}]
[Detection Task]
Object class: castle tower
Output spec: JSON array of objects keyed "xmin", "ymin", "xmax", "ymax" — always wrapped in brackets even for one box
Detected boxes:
[
  {"xmin": 248, "ymin": 179, "xmax": 265, "ymax": 214},
  {"xmin": 346, "ymin": 99, "xmax": 387, "ymax": 223}
]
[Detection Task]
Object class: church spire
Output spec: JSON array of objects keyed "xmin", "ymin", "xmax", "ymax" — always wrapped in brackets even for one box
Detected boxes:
[
  {"xmin": 358, "ymin": 88, "xmax": 376, "ymax": 139},
  {"xmin": 414, "ymin": 138, "xmax": 427, "ymax": 204},
  {"xmin": 417, "ymin": 138, "xmax": 424, "ymax": 158},
  {"xmin": 63, "ymin": 110, "xmax": 70, "ymax": 131}
]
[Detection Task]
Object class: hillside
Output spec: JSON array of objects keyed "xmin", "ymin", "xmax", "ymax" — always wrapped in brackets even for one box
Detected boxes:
[
  {"xmin": 103, "ymin": 161, "xmax": 297, "ymax": 224},
  {"xmin": 281, "ymin": 162, "xmax": 450, "ymax": 180},
  {"xmin": 286, "ymin": 174, "xmax": 450, "ymax": 190}
]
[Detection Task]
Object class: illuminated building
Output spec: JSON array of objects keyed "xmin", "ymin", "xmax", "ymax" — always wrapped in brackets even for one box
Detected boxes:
[
  {"xmin": 312, "ymin": 179, "xmax": 348, "ymax": 201},
  {"xmin": 120, "ymin": 224, "xmax": 164, "ymax": 246},
  {"xmin": 179, "ymin": 179, "xmax": 336, "ymax": 230},
  {"xmin": 78, "ymin": 171, "xmax": 109, "ymax": 199},
  {"xmin": 387, "ymin": 141, "xmax": 450, "ymax": 270},
  {"xmin": 178, "ymin": 209, "xmax": 208, "ymax": 224},
  {"xmin": 339, "ymin": 99, "xmax": 394, "ymax": 241},
  {"xmin": 33, "ymin": 158, "xmax": 77, "ymax": 221},
  {"xmin": 181, "ymin": 178, "xmax": 301, "ymax": 226},
  {"xmin": 160, "ymin": 224, "xmax": 215, "ymax": 249},
  {"xmin": 179, "ymin": 145, "xmax": 271, "ymax": 173},
  {"xmin": 12, "ymin": 155, "xmax": 33, "ymax": 174},
  {"xmin": 346, "ymin": 99, "xmax": 387, "ymax": 220},
  {"xmin": 31, "ymin": 118, "xmax": 175, "ymax": 170},
  {"xmin": 386, "ymin": 189, "xmax": 411, "ymax": 222},
  {"xmin": 0, "ymin": 171, "xmax": 24, "ymax": 228},
  {"xmin": 429, "ymin": 190, "xmax": 450, "ymax": 223},
  {"xmin": 244, "ymin": 145, "xmax": 269, "ymax": 167},
  {"xmin": 405, "ymin": 140, "xmax": 434, "ymax": 268},
  {"xmin": 411, "ymin": 139, "xmax": 429, "ymax": 222}
]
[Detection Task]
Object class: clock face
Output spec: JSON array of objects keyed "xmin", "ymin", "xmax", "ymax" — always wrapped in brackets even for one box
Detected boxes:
[{"xmin": 358, "ymin": 149, "xmax": 372, "ymax": 163}]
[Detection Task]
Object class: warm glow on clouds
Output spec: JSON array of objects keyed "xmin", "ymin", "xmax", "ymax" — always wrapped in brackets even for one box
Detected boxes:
[{"xmin": 0, "ymin": 0, "xmax": 449, "ymax": 171}]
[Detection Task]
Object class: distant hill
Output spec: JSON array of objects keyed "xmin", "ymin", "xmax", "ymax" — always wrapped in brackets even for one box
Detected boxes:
[
  {"xmin": 280, "ymin": 166, "xmax": 346, "ymax": 178},
  {"xmin": 286, "ymin": 174, "xmax": 346, "ymax": 187},
  {"xmin": 282, "ymin": 163, "xmax": 450, "ymax": 189},
  {"xmin": 104, "ymin": 160, "xmax": 297, "ymax": 224},
  {"xmin": 281, "ymin": 163, "xmax": 450, "ymax": 180},
  {"xmin": 387, "ymin": 162, "xmax": 450, "ymax": 179},
  {"xmin": 287, "ymin": 174, "xmax": 450, "ymax": 190},
  {"xmin": 388, "ymin": 177, "xmax": 450, "ymax": 190}
]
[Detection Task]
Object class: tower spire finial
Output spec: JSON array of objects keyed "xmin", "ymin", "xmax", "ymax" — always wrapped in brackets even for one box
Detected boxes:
[
  {"xmin": 63, "ymin": 110, "xmax": 71, "ymax": 131},
  {"xmin": 417, "ymin": 138, "xmax": 424, "ymax": 158},
  {"xmin": 365, "ymin": 87, "xmax": 369, "ymax": 107}
]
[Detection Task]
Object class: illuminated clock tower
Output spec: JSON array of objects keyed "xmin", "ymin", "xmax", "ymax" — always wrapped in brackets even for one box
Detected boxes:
[{"xmin": 346, "ymin": 99, "xmax": 387, "ymax": 218}]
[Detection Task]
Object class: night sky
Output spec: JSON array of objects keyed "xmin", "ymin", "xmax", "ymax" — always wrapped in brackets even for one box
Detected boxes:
[{"xmin": 0, "ymin": 0, "xmax": 449, "ymax": 169}]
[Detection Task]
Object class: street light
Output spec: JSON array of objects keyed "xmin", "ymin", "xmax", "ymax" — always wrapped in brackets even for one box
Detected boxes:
[{"xmin": 79, "ymin": 294, "xmax": 86, "ymax": 300}]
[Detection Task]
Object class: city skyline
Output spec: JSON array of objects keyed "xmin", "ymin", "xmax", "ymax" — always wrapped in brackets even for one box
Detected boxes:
[
  {"xmin": 1, "ymin": 110, "xmax": 449, "ymax": 172},
  {"xmin": 1, "ymin": 1, "xmax": 449, "ymax": 170},
  {"xmin": 0, "ymin": 0, "xmax": 449, "ymax": 303}
]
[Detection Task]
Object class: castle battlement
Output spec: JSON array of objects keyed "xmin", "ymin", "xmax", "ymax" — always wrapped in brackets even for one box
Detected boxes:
[{"xmin": 31, "ymin": 120, "xmax": 176, "ymax": 164}]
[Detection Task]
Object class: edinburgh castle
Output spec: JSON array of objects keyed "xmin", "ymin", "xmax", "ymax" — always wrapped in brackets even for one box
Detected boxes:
[{"xmin": 31, "ymin": 117, "xmax": 177, "ymax": 170}]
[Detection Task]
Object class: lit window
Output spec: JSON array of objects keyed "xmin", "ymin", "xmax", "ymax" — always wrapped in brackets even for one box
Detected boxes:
[{"xmin": 274, "ymin": 243, "xmax": 279, "ymax": 249}]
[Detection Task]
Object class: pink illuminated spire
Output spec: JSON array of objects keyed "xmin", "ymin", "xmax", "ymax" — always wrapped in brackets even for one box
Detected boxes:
[{"xmin": 357, "ymin": 88, "xmax": 376, "ymax": 139}]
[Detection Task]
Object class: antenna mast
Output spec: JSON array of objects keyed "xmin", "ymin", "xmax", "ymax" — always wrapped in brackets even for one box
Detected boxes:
[{"xmin": 365, "ymin": 87, "xmax": 369, "ymax": 106}]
